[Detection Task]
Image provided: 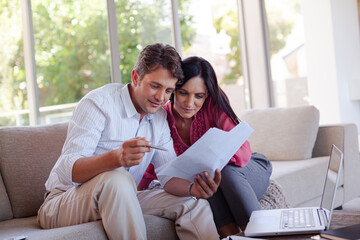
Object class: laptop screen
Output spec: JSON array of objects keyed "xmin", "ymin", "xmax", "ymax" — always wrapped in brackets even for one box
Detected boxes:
[{"xmin": 320, "ymin": 144, "xmax": 343, "ymax": 225}]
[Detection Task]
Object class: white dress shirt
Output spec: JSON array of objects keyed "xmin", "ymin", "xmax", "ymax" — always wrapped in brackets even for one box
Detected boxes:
[{"xmin": 45, "ymin": 83, "xmax": 176, "ymax": 192}]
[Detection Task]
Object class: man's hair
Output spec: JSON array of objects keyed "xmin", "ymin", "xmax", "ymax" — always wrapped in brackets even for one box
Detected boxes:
[{"xmin": 134, "ymin": 43, "xmax": 183, "ymax": 81}]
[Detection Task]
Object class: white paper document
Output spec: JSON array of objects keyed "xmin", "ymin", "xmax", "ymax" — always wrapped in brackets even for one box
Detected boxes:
[{"xmin": 157, "ymin": 121, "xmax": 254, "ymax": 181}]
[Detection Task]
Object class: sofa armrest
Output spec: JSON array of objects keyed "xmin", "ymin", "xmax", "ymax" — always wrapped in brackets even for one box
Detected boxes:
[{"xmin": 312, "ymin": 123, "xmax": 360, "ymax": 204}]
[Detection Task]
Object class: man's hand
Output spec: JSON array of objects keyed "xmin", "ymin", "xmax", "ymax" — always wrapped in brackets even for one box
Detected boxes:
[
  {"xmin": 190, "ymin": 168, "xmax": 221, "ymax": 199},
  {"xmin": 72, "ymin": 137, "xmax": 151, "ymax": 183},
  {"xmin": 114, "ymin": 137, "xmax": 151, "ymax": 168}
]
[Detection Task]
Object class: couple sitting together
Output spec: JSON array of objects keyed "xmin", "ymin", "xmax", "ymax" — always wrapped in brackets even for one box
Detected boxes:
[{"xmin": 38, "ymin": 43, "xmax": 272, "ymax": 239}]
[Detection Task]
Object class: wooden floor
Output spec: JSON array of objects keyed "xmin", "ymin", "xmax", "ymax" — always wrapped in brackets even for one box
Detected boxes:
[{"xmin": 330, "ymin": 210, "xmax": 360, "ymax": 230}]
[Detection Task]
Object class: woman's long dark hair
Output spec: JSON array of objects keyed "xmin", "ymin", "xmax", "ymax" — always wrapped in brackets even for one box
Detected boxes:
[{"xmin": 172, "ymin": 56, "xmax": 240, "ymax": 127}]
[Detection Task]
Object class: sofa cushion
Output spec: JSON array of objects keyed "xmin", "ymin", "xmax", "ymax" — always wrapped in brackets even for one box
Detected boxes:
[
  {"xmin": 240, "ymin": 105, "xmax": 320, "ymax": 161},
  {"xmin": 270, "ymin": 156, "xmax": 329, "ymax": 207},
  {"xmin": 0, "ymin": 122, "xmax": 68, "ymax": 218},
  {"xmin": 0, "ymin": 214, "xmax": 178, "ymax": 240},
  {"xmin": 0, "ymin": 172, "xmax": 13, "ymax": 221},
  {"xmin": 0, "ymin": 216, "xmax": 107, "ymax": 240},
  {"xmin": 144, "ymin": 214, "xmax": 178, "ymax": 240}
]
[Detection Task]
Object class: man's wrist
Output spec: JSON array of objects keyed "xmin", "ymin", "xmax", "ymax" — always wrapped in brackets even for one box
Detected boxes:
[{"xmin": 187, "ymin": 182, "xmax": 198, "ymax": 200}]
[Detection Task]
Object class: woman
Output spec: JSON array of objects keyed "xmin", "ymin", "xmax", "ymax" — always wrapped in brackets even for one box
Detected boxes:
[{"xmin": 139, "ymin": 56, "xmax": 272, "ymax": 238}]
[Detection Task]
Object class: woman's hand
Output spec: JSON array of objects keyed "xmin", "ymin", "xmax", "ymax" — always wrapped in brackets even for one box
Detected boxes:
[{"xmin": 190, "ymin": 168, "xmax": 221, "ymax": 199}]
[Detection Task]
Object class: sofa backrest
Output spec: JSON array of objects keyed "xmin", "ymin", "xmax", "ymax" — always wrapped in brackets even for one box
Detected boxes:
[
  {"xmin": 0, "ymin": 122, "xmax": 68, "ymax": 219},
  {"xmin": 239, "ymin": 105, "xmax": 320, "ymax": 161}
]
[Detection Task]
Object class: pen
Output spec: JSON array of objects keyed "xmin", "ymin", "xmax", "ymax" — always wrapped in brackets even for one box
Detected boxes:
[{"xmin": 149, "ymin": 145, "xmax": 168, "ymax": 151}]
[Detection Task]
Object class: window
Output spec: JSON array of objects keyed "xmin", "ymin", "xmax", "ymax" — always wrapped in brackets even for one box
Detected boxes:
[
  {"xmin": 32, "ymin": 0, "xmax": 111, "ymax": 124},
  {"xmin": 265, "ymin": 0, "xmax": 309, "ymax": 107},
  {"xmin": 0, "ymin": 1, "xmax": 28, "ymax": 126},
  {"xmin": 181, "ymin": 0, "xmax": 246, "ymax": 115},
  {"xmin": 115, "ymin": 0, "xmax": 174, "ymax": 83},
  {"xmin": 0, "ymin": 0, "xmax": 246, "ymax": 126}
]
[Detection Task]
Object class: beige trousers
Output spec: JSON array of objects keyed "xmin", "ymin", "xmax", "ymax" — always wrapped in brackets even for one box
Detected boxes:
[{"xmin": 37, "ymin": 168, "xmax": 219, "ymax": 240}]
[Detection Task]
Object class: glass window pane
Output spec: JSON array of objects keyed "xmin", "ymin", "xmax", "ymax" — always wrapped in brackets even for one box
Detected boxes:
[
  {"xmin": 31, "ymin": 0, "xmax": 111, "ymax": 124},
  {"xmin": 0, "ymin": 1, "xmax": 28, "ymax": 126},
  {"xmin": 180, "ymin": 0, "xmax": 246, "ymax": 115},
  {"xmin": 115, "ymin": 0, "xmax": 174, "ymax": 84},
  {"xmin": 265, "ymin": 0, "xmax": 309, "ymax": 107}
]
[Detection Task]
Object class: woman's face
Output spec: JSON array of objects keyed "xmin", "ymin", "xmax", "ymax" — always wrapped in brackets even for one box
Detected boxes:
[{"xmin": 173, "ymin": 76, "xmax": 208, "ymax": 119}]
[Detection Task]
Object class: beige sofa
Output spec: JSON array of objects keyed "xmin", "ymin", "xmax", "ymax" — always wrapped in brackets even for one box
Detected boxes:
[
  {"xmin": 0, "ymin": 105, "xmax": 359, "ymax": 239},
  {"xmin": 0, "ymin": 122, "xmax": 179, "ymax": 240},
  {"xmin": 240, "ymin": 105, "xmax": 360, "ymax": 208}
]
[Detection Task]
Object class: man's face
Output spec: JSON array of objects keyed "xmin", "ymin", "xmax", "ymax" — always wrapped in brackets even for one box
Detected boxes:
[{"xmin": 130, "ymin": 67, "xmax": 177, "ymax": 118}]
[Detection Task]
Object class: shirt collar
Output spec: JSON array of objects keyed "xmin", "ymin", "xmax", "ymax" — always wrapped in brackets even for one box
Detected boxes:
[{"xmin": 120, "ymin": 84, "xmax": 154, "ymax": 121}]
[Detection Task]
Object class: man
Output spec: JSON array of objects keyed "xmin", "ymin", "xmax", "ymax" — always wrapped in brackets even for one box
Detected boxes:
[{"xmin": 37, "ymin": 43, "xmax": 221, "ymax": 240}]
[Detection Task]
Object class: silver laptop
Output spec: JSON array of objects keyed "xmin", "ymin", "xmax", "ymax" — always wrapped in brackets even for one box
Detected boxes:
[{"xmin": 244, "ymin": 144, "xmax": 343, "ymax": 237}]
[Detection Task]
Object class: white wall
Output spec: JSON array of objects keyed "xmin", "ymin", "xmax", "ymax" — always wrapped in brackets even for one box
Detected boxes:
[{"xmin": 302, "ymin": 0, "xmax": 360, "ymax": 132}]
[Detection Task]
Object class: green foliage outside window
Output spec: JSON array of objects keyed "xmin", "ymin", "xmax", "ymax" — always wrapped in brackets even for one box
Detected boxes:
[
  {"xmin": 0, "ymin": 0, "xmax": 26, "ymax": 126},
  {"xmin": 213, "ymin": 2, "xmax": 297, "ymax": 84},
  {"xmin": 0, "ymin": 0, "xmax": 194, "ymax": 126},
  {"xmin": 115, "ymin": 0, "xmax": 195, "ymax": 83},
  {"xmin": 32, "ymin": 1, "xmax": 111, "ymax": 106}
]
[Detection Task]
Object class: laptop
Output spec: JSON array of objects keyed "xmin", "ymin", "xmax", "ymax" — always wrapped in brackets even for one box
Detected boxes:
[{"xmin": 244, "ymin": 144, "xmax": 343, "ymax": 237}]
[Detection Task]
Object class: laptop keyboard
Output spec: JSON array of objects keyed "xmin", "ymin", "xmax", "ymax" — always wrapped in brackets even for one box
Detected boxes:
[{"xmin": 281, "ymin": 209, "xmax": 315, "ymax": 229}]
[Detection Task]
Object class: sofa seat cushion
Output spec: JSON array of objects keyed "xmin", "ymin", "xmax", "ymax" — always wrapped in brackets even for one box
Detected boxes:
[
  {"xmin": 240, "ymin": 105, "xmax": 320, "ymax": 161},
  {"xmin": 270, "ymin": 156, "xmax": 331, "ymax": 207},
  {"xmin": 0, "ymin": 214, "xmax": 177, "ymax": 240},
  {"xmin": 0, "ymin": 216, "xmax": 107, "ymax": 240},
  {"xmin": 143, "ymin": 214, "xmax": 178, "ymax": 240}
]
